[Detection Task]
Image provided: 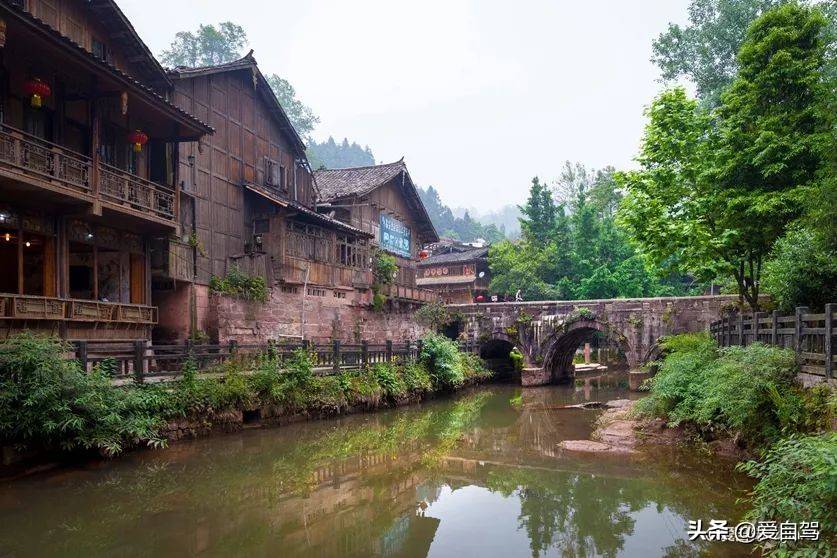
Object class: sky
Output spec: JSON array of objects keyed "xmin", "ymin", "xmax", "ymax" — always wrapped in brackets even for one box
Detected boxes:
[{"xmin": 118, "ymin": 0, "xmax": 692, "ymax": 211}]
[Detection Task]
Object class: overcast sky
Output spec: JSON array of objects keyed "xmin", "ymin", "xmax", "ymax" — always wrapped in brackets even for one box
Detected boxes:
[{"xmin": 118, "ymin": 0, "xmax": 691, "ymax": 211}]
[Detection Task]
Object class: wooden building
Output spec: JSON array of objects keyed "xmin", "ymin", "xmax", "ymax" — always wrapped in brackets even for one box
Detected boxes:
[
  {"xmin": 417, "ymin": 245, "xmax": 490, "ymax": 304},
  {"xmin": 0, "ymin": 0, "xmax": 211, "ymax": 342},
  {"xmin": 158, "ymin": 52, "xmax": 377, "ymax": 341},
  {"xmin": 314, "ymin": 160, "xmax": 439, "ymax": 304}
]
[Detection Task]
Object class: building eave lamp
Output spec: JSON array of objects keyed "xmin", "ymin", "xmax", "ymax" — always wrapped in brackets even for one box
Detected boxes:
[
  {"xmin": 128, "ymin": 129, "xmax": 149, "ymax": 153},
  {"xmin": 23, "ymin": 78, "xmax": 51, "ymax": 109},
  {"xmin": 419, "ymin": 249, "xmax": 429, "ymax": 260}
]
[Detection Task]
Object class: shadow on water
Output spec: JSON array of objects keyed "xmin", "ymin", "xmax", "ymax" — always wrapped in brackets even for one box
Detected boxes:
[{"xmin": 0, "ymin": 375, "xmax": 754, "ymax": 557}]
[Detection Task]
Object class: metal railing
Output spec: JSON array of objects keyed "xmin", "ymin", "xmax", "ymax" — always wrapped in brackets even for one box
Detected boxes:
[
  {"xmin": 0, "ymin": 124, "xmax": 91, "ymax": 195},
  {"xmin": 0, "ymin": 293, "xmax": 157, "ymax": 324},
  {"xmin": 72, "ymin": 337, "xmax": 481, "ymax": 383},
  {"xmin": 710, "ymin": 303, "xmax": 834, "ymax": 378}
]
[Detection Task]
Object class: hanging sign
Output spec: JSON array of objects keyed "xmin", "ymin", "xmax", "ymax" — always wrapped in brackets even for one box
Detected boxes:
[{"xmin": 379, "ymin": 213, "xmax": 411, "ymax": 257}]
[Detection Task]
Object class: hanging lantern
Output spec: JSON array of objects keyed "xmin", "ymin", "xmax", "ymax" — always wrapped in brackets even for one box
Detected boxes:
[
  {"xmin": 418, "ymin": 249, "xmax": 429, "ymax": 260},
  {"xmin": 128, "ymin": 129, "xmax": 148, "ymax": 153},
  {"xmin": 23, "ymin": 78, "xmax": 51, "ymax": 108},
  {"xmin": 475, "ymin": 295, "xmax": 485, "ymax": 303}
]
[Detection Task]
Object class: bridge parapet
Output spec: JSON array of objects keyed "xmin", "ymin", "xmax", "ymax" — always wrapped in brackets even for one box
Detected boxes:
[{"xmin": 451, "ymin": 295, "xmax": 739, "ymax": 384}]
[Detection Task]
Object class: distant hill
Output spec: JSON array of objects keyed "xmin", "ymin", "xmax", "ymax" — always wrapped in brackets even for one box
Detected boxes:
[
  {"xmin": 307, "ymin": 137, "xmax": 375, "ymax": 170},
  {"xmin": 418, "ymin": 186, "xmax": 508, "ymax": 243}
]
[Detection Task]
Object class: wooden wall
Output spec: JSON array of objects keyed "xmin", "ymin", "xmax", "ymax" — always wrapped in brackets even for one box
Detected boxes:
[{"xmin": 172, "ymin": 69, "xmax": 317, "ymax": 285}]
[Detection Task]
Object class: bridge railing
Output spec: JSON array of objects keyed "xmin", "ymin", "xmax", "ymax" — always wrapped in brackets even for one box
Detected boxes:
[
  {"xmin": 68, "ymin": 337, "xmax": 480, "ymax": 384},
  {"xmin": 709, "ymin": 303, "xmax": 834, "ymax": 379}
]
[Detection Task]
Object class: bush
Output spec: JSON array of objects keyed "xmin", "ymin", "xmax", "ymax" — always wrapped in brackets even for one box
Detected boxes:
[
  {"xmin": 634, "ymin": 334, "xmax": 829, "ymax": 446},
  {"xmin": 402, "ymin": 361, "xmax": 433, "ymax": 393},
  {"xmin": 371, "ymin": 362, "xmax": 406, "ymax": 398},
  {"xmin": 738, "ymin": 433, "xmax": 837, "ymax": 557},
  {"xmin": 0, "ymin": 334, "xmax": 166, "ymax": 456},
  {"xmin": 509, "ymin": 347, "xmax": 524, "ymax": 372},
  {"xmin": 419, "ymin": 333, "xmax": 465, "ymax": 389},
  {"xmin": 460, "ymin": 352, "xmax": 493, "ymax": 382},
  {"xmin": 209, "ymin": 266, "xmax": 268, "ymax": 303}
]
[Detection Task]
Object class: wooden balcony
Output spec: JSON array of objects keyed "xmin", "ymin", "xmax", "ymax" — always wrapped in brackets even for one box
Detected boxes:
[
  {"xmin": 382, "ymin": 283, "xmax": 438, "ymax": 304},
  {"xmin": 0, "ymin": 125, "xmax": 176, "ymax": 227},
  {"xmin": 0, "ymin": 293, "xmax": 157, "ymax": 325}
]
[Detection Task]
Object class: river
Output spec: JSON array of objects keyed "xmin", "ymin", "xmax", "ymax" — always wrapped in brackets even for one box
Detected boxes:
[{"xmin": 0, "ymin": 375, "xmax": 754, "ymax": 557}]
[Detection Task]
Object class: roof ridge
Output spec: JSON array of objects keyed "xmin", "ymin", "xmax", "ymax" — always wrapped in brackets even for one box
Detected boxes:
[{"xmin": 314, "ymin": 159, "xmax": 405, "ymax": 173}]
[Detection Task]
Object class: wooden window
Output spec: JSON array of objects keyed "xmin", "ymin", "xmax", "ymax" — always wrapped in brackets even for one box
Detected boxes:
[
  {"xmin": 0, "ymin": 225, "xmax": 56, "ymax": 296},
  {"xmin": 264, "ymin": 157, "xmax": 284, "ymax": 189},
  {"xmin": 336, "ymin": 234, "xmax": 368, "ymax": 269},
  {"xmin": 286, "ymin": 221, "xmax": 332, "ymax": 263},
  {"xmin": 91, "ymin": 38, "xmax": 109, "ymax": 61}
]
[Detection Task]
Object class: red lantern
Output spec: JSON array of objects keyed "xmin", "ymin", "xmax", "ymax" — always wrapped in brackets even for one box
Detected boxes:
[
  {"xmin": 23, "ymin": 78, "xmax": 51, "ymax": 108},
  {"xmin": 419, "ymin": 249, "xmax": 429, "ymax": 260},
  {"xmin": 127, "ymin": 130, "xmax": 148, "ymax": 153},
  {"xmin": 475, "ymin": 295, "xmax": 485, "ymax": 303}
]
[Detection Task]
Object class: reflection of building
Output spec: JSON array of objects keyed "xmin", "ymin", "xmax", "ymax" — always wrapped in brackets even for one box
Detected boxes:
[
  {"xmin": 0, "ymin": 1, "xmax": 210, "ymax": 342},
  {"xmin": 417, "ymin": 246, "xmax": 490, "ymax": 304},
  {"xmin": 314, "ymin": 159, "xmax": 439, "ymax": 304}
]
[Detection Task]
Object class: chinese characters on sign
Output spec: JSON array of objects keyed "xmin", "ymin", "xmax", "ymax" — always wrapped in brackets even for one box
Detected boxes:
[
  {"xmin": 379, "ymin": 213, "xmax": 411, "ymax": 258},
  {"xmin": 687, "ymin": 520, "xmax": 819, "ymax": 543}
]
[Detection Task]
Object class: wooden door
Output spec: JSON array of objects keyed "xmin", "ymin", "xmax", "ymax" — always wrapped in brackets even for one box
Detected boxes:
[{"xmin": 130, "ymin": 253, "xmax": 145, "ymax": 304}]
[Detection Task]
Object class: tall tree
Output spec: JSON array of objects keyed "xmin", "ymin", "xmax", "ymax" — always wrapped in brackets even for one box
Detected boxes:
[
  {"xmin": 621, "ymin": 4, "xmax": 832, "ymax": 311},
  {"xmin": 519, "ymin": 177, "xmax": 556, "ymax": 245},
  {"xmin": 266, "ymin": 75, "xmax": 320, "ymax": 140},
  {"xmin": 160, "ymin": 22, "xmax": 248, "ymax": 67},
  {"xmin": 652, "ymin": 0, "xmax": 787, "ymax": 106}
]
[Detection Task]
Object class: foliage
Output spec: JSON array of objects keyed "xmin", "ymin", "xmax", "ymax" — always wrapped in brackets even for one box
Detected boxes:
[
  {"xmin": 738, "ymin": 432, "xmax": 837, "ymax": 557},
  {"xmin": 264, "ymin": 74, "xmax": 320, "ymax": 140},
  {"xmin": 371, "ymin": 362, "xmax": 406, "ymax": 399},
  {"xmin": 0, "ymin": 334, "xmax": 166, "ymax": 456},
  {"xmin": 635, "ymin": 333, "xmax": 834, "ymax": 447},
  {"xmin": 414, "ymin": 301, "xmax": 464, "ymax": 332},
  {"xmin": 372, "ymin": 249, "xmax": 397, "ymax": 286},
  {"xmin": 417, "ymin": 185, "xmax": 509, "ymax": 243},
  {"xmin": 652, "ymin": 0, "xmax": 787, "ymax": 107},
  {"xmin": 761, "ymin": 225, "xmax": 837, "ymax": 312},
  {"xmin": 209, "ymin": 266, "xmax": 268, "ymax": 303},
  {"xmin": 306, "ymin": 137, "xmax": 374, "ymax": 170},
  {"xmin": 419, "ymin": 333, "xmax": 466, "ymax": 389},
  {"xmin": 509, "ymin": 347, "xmax": 524, "ymax": 372},
  {"xmin": 160, "ymin": 22, "xmax": 248, "ymax": 67},
  {"xmin": 401, "ymin": 361, "xmax": 433, "ymax": 394},
  {"xmin": 490, "ymin": 166, "xmax": 692, "ymax": 302},
  {"xmin": 622, "ymin": 5, "xmax": 833, "ymax": 312}
]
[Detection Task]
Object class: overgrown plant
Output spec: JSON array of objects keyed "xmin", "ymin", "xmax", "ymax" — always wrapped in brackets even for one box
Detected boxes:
[{"xmin": 209, "ymin": 266, "xmax": 268, "ymax": 303}]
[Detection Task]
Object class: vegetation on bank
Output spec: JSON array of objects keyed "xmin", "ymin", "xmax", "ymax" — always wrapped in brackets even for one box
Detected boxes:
[
  {"xmin": 209, "ymin": 266, "xmax": 269, "ymax": 303},
  {"xmin": 636, "ymin": 333, "xmax": 836, "ymax": 556},
  {"xmin": 0, "ymin": 333, "xmax": 491, "ymax": 458}
]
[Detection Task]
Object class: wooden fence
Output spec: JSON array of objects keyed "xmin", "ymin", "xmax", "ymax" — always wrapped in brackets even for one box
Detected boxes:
[
  {"xmin": 709, "ymin": 304, "xmax": 834, "ymax": 379},
  {"xmin": 72, "ymin": 338, "xmax": 481, "ymax": 384}
]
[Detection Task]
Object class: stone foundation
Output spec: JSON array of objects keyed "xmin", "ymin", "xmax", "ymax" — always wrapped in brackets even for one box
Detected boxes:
[{"xmin": 208, "ymin": 289, "xmax": 428, "ymax": 344}]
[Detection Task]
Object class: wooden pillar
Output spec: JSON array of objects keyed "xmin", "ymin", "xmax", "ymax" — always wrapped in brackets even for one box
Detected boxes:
[
  {"xmin": 385, "ymin": 340, "xmax": 393, "ymax": 362},
  {"xmin": 771, "ymin": 310, "xmax": 779, "ymax": 346},
  {"xmin": 795, "ymin": 306, "xmax": 808, "ymax": 357},
  {"xmin": 332, "ymin": 339, "xmax": 340, "ymax": 373},
  {"xmin": 738, "ymin": 313, "xmax": 744, "ymax": 346},
  {"xmin": 755, "ymin": 312, "xmax": 767, "ymax": 345},
  {"xmin": 133, "ymin": 340, "xmax": 145, "ymax": 383},
  {"xmin": 724, "ymin": 313, "xmax": 732, "ymax": 347},
  {"xmin": 90, "ymin": 93, "xmax": 101, "ymax": 214},
  {"xmin": 825, "ymin": 303, "xmax": 833, "ymax": 380},
  {"xmin": 361, "ymin": 340, "xmax": 368, "ymax": 366}
]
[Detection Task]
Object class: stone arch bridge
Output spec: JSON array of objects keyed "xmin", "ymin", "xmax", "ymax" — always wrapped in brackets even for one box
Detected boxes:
[{"xmin": 450, "ymin": 295, "xmax": 737, "ymax": 385}]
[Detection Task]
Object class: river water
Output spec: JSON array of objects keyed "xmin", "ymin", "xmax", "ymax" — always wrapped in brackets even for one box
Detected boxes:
[{"xmin": 0, "ymin": 375, "xmax": 754, "ymax": 557}]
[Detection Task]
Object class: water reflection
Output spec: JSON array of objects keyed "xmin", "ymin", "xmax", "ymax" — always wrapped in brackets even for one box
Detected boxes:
[{"xmin": 0, "ymin": 380, "xmax": 752, "ymax": 557}]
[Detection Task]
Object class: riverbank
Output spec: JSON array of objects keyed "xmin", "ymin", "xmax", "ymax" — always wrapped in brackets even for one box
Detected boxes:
[{"xmin": 0, "ymin": 332, "xmax": 493, "ymax": 477}]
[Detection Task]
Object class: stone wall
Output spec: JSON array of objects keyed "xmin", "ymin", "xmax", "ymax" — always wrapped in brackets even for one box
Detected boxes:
[{"xmin": 208, "ymin": 289, "xmax": 428, "ymax": 344}]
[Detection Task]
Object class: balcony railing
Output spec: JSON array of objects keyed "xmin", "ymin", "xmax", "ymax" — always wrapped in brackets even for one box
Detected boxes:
[
  {"xmin": 0, "ymin": 293, "xmax": 157, "ymax": 325},
  {"xmin": 0, "ymin": 125, "xmax": 175, "ymax": 225},
  {"xmin": 99, "ymin": 162, "xmax": 174, "ymax": 222},
  {"xmin": 0, "ymin": 124, "xmax": 92, "ymax": 196},
  {"xmin": 382, "ymin": 283, "xmax": 438, "ymax": 304}
]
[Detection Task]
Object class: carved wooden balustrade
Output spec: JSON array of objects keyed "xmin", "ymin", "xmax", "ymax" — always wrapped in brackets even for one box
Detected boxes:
[
  {"xmin": 0, "ymin": 294, "xmax": 157, "ymax": 325},
  {"xmin": 0, "ymin": 125, "xmax": 92, "ymax": 196},
  {"xmin": 98, "ymin": 162, "xmax": 175, "ymax": 222}
]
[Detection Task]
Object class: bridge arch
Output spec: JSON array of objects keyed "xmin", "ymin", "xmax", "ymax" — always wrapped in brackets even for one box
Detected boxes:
[{"xmin": 539, "ymin": 318, "xmax": 630, "ymax": 383}]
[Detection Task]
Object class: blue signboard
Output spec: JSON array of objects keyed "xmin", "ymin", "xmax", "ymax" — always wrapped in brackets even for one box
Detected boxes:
[{"xmin": 379, "ymin": 213, "xmax": 411, "ymax": 257}]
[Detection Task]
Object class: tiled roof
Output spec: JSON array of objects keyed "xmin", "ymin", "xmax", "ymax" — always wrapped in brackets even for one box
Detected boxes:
[
  {"xmin": 314, "ymin": 160, "xmax": 407, "ymax": 201},
  {"xmin": 3, "ymin": 2, "xmax": 212, "ymax": 136},
  {"xmin": 418, "ymin": 247, "xmax": 489, "ymax": 267}
]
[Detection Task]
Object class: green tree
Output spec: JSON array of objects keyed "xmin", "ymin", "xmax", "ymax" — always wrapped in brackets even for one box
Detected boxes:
[
  {"xmin": 652, "ymin": 0, "xmax": 787, "ymax": 106},
  {"xmin": 266, "ymin": 75, "xmax": 320, "ymax": 140},
  {"xmin": 519, "ymin": 177, "xmax": 556, "ymax": 245},
  {"xmin": 160, "ymin": 22, "xmax": 248, "ymax": 67}
]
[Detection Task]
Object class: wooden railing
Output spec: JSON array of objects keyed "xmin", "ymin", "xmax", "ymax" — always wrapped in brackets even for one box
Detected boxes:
[
  {"xmin": 710, "ymin": 304, "xmax": 834, "ymax": 379},
  {"xmin": 0, "ymin": 124, "xmax": 91, "ymax": 196},
  {"xmin": 382, "ymin": 283, "xmax": 438, "ymax": 304},
  {"xmin": 0, "ymin": 293, "xmax": 157, "ymax": 324},
  {"xmin": 0, "ymin": 124, "xmax": 175, "ymax": 225},
  {"xmin": 72, "ymin": 338, "xmax": 481, "ymax": 383},
  {"xmin": 98, "ymin": 161, "xmax": 175, "ymax": 222}
]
